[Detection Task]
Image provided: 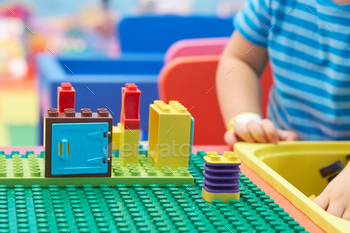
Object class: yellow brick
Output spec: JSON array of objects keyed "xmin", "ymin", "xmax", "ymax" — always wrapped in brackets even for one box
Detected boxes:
[
  {"xmin": 112, "ymin": 125, "xmax": 121, "ymax": 150},
  {"xmin": 153, "ymin": 154, "xmax": 190, "ymax": 170},
  {"xmin": 118, "ymin": 123, "xmax": 139, "ymax": 166},
  {"xmin": 148, "ymin": 100, "xmax": 191, "ymax": 170},
  {"xmin": 202, "ymin": 188, "xmax": 240, "ymax": 203},
  {"xmin": 203, "ymin": 151, "xmax": 241, "ymax": 165}
]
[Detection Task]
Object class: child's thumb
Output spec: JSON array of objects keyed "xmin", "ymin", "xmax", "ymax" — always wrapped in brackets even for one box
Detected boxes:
[{"xmin": 224, "ymin": 130, "xmax": 238, "ymax": 147}]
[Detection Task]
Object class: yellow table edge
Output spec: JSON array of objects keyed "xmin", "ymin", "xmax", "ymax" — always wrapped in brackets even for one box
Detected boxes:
[{"xmin": 234, "ymin": 141, "xmax": 350, "ymax": 233}]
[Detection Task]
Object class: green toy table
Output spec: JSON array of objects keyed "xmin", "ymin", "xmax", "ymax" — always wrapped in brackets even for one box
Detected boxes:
[{"xmin": 0, "ymin": 148, "xmax": 312, "ymax": 233}]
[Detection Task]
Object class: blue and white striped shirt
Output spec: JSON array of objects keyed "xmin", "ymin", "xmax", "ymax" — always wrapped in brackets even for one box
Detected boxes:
[{"xmin": 235, "ymin": 0, "xmax": 350, "ymax": 140}]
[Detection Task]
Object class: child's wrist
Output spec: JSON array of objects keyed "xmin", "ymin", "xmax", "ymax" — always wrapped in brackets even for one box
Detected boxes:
[{"xmin": 227, "ymin": 112, "xmax": 262, "ymax": 131}]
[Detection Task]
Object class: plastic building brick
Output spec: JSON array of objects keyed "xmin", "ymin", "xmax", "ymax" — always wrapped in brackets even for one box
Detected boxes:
[
  {"xmin": 44, "ymin": 108, "xmax": 113, "ymax": 177},
  {"xmin": 0, "ymin": 150, "xmax": 308, "ymax": 233},
  {"xmin": 51, "ymin": 122, "xmax": 109, "ymax": 175},
  {"xmin": 120, "ymin": 83, "xmax": 141, "ymax": 130},
  {"xmin": 117, "ymin": 123, "xmax": 140, "ymax": 166},
  {"xmin": 0, "ymin": 151, "xmax": 193, "ymax": 188},
  {"xmin": 202, "ymin": 151, "xmax": 241, "ymax": 203},
  {"xmin": 57, "ymin": 82, "xmax": 75, "ymax": 113},
  {"xmin": 112, "ymin": 125, "xmax": 121, "ymax": 152},
  {"xmin": 112, "ymin": 133, "xmax": 147, "ymax": 158},
  {"xmin": 118, "ymin": 83, "xmax": 141, "ymax": 166},
  {"xmin": 319, "ymin": 160, "xmax": 343, "ymax": 183},
  {"xmin": 112, "ymin": 130, "xmax": 148, "ymax": 158},
  {"xmin": 202, "ymin": 188, "xmax": 240, "ymax": 203},
  {"xmin": 203, "ymin": 151, "xmax": 241, "ymax": 165},
  {"xmin": 148, "ymin": 100, "xmax": 192, "ymax": 170}
]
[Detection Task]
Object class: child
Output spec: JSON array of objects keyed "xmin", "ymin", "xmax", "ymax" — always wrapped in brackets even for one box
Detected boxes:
[{"xmin": 216, "ymin": 0, "xmax": 350, "ymax": 220}]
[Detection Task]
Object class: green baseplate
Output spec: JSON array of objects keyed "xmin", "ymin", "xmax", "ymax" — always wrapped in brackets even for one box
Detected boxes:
[
  {"xmin": 0, "ymin": 152, "xmax": 193, "ymax": 187},
  {"xmin": 0, "ymin": 151, "xmax": 308, "ymax": 233}
]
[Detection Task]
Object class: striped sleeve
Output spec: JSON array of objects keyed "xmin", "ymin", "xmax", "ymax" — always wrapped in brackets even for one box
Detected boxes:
[{"xmin": 234, "ymin": 0, "xmax": 271, "ymax": 47}]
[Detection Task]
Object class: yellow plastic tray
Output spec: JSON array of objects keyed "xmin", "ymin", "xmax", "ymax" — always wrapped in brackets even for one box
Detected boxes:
[{"xmin": 235, "ymin": 141, "xmax": 350, "ymax": 233}]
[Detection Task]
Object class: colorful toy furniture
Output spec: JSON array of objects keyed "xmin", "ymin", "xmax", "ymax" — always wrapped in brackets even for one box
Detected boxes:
[
  {"xmin": 202, "ymin": 151, "xmax": 241, "ymax": 203},
  {"xmin": 159, "ymin": 55, "xmax": 273, "ymax": 145}
]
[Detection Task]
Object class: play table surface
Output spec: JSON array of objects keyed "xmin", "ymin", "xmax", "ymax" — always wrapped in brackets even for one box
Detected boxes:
[{"xmin": 0, "ymin": 145, "xmax": 324, "ymax": 233}]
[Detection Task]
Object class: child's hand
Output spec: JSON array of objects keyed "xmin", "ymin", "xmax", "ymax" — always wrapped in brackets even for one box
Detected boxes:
[
  {"xmin": 224, "ymin": 119, "xmax": 298, "ymax": 146},
  {"xmin": 314, "ymin": 164, "xmax": 350, "ymax": 220}
]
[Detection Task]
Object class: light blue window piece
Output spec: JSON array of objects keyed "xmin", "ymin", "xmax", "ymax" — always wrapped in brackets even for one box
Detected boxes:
[{"xmin": 51, "ymin": 122, "xmax": 109, "ymax": 175}]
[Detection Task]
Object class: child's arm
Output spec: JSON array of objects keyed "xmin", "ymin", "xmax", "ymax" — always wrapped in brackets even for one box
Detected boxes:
[
  {"xmin": 216, "ymin": 31, "xmax": 298, "ymax": 146},
  {"xmin": 314, "ymin": 162, "xmax": 350, "ymax": 220}
]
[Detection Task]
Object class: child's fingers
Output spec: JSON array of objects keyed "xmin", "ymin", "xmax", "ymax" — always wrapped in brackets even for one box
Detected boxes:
[
  {"xmin": 313, "ymin": 195, "xmax": 329, "ymax": 210},
  {"xmin": 326, "ymin": 202, "xmax": 345, "ymax": 218},
  {"xmin": 224, "ymin": 130, "xmax": 237, "ymax": 147},
  {"xmin": 246, "ymin": 120, "xmax": 267, "ymax": 143},
  {"xmin": 224, "ymin": 130, "xmax": 245, "ymax": 147},
  {"xmin": 341, "ymin": 208, "xmax": 350, "ymax": 221},
  {"xmin": 277, "ymin": 130, "xmax": 299, "ymax": 141},
  {"xmin": 260, "ymin": 119, "xmax": 278, "ymax": 143},
  {"xmin": 233, "ymin": 122, "xmax": 255, "ymax": 142}
]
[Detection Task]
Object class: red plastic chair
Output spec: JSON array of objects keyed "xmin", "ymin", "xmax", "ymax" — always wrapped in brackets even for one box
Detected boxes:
[{"xmin": 159, "ymin": 55, "xmax": 272, "ymax": 145}]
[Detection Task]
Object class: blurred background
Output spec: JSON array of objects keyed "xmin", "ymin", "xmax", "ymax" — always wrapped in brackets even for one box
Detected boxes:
[{"xmin": 0, "ymin": 0, "xmax": 245, "ymax": 147}]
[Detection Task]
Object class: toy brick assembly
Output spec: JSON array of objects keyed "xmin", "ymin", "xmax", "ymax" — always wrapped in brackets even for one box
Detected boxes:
[{"xmin": 35, "ymin": 82, "xmax": 194, "ymax": 187}]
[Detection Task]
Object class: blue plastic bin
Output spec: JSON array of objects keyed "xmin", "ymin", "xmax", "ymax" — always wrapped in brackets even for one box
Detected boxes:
[
  {"xmin": 119, "ymin": 15, "xmax": 234, "ymax": 53},
  {"xmin": 38, "ymin": 55, "xmax": 162, "ymax": 143}
]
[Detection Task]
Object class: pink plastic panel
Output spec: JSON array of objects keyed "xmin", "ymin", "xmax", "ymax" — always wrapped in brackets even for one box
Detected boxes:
[{"xmin": 164, "ymin": 37, "xmax": 230, "ymax": 63}]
